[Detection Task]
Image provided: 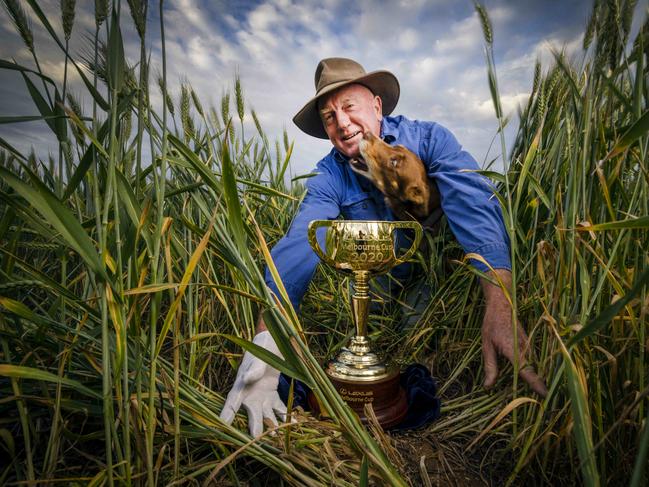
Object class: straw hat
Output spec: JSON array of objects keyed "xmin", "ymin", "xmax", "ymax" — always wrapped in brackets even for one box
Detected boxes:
[{"xmin": 293, "ymin": 58, "xmax": 400, "ymax": 139}]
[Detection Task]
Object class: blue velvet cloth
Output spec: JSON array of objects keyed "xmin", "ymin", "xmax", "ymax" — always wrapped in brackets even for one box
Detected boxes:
[{"xmin": 278, "ymin": 363, "xmax": 441, "ymax": 431}]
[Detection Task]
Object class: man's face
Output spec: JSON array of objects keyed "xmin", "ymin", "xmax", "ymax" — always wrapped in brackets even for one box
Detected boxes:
[{"xmin": 319, "ymin": 84, "xmax": 382, "ymax": 158}]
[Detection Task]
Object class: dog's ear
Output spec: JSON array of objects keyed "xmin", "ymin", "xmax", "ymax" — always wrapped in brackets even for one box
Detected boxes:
[
  {"xmin": 392, "ymin": 145, "xmax": 417, "ymax": 167},
  {"xmin": 406, "ymin": 185, "xmax": 427, "ymax": 206},
  {"xmin": 394, "ymin": 145, "xmax": 414, "ymax": 156}
]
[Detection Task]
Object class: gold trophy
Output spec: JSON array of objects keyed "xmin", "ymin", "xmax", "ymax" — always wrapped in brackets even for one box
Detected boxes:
[{"xmin": 307, "ymin": 220, "xmax": 422, "ymax": 428}]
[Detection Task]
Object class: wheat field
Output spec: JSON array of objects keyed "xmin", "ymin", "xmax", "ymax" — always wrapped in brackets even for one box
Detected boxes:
[{"xmin": 0, "ymin": 1, "xmax": 647, "ymax": 485}]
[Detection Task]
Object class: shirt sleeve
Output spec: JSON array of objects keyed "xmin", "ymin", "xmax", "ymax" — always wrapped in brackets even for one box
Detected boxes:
[
  {"xmin": 421, "ymin": 123, "xmax": 511, "ymax": 272},
  {"xmin": 264, "ymin": 165, "xmax": 341, "ymax": 309}
]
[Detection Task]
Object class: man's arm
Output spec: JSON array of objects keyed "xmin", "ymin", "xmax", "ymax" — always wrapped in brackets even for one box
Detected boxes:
[
  {"xmin": 256, "ymin": 314, "xmax": 268, "ymax": 332},
  {"xmin": 264, "ymin": 165, "xmax": 342, "ymax": 309},
  {"xmin": 419, "ymin": 122, "xmax": 545, "ymax": 395},
  {"xmin": 480, "ymin": 269, "xmax": 547, "ymax": 397},
  {"xmin": 422, "ymin": 122, "xmax": 511, "ymax": 272}
]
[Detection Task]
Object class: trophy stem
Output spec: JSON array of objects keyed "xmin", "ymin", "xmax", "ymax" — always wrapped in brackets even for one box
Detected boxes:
[{"xmin": 351, "ymin": 270, "xmax": 370, "ymax": 345}]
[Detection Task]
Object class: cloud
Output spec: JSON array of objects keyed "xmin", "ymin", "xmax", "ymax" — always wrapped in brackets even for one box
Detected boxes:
[
  {"xmin": 398, "ymin": 29, "xmax": 419, "ymax": 51},
  {"xmin": 474, "ymin": 92, "xmax": 530, "ymax": 119},
  {"xmin": 434, "ymin": 14, "xmax": 482, "ymax": 54},
  {"xmin": 247, "ymin": 3, "xmax": 281, "ymax": 32},
  {"xmin": 0, "ymin": 0, "xmax": 601, "ymax": 176},
  {"xmin": 172, "ymin": 0, "xmax": 214, "ymax": 38}
]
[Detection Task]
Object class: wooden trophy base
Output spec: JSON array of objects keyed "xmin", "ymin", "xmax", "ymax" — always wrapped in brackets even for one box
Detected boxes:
[{"xmin": 309, "ymin": 367, "xmax": 408, "ymax": 429}]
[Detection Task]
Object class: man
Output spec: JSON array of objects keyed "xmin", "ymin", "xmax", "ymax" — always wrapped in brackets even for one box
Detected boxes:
[{"xmin": 220, "ymin": 58, "xmax": 547, "ymax": 437}]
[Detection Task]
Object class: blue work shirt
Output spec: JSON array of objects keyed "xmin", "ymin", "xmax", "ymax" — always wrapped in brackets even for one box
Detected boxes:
[{"xmin": 265, "ymin": 115, "xmax": 511, "ymax": 309}]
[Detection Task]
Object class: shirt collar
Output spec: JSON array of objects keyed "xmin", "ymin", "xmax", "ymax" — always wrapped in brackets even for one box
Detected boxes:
[
  {"xmin": 380, "ymin": 117, "xmax": 398, "ymax": 144},
  {"xmin": 332, "ymin": 117, "xmax": 397, "ymax": 163},
  {"xmin": 333, "ymin": 149, "xmax": 346, "ymax": 163}
]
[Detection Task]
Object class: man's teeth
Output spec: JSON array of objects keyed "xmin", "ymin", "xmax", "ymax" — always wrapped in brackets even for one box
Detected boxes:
[{"xmin": 343, "ymin": 131, "xmax": 361, "ymax": 141}]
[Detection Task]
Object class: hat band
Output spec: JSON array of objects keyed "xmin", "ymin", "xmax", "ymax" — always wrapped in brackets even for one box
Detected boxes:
[{"xmin": 316, "ymin": 76, "xmax": 362, "ymax": 97}]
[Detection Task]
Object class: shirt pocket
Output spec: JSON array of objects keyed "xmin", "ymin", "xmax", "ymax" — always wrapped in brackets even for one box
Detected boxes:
[{"xmin": 341, "ymin": 193, "xmax": 381, "ymax": 220}]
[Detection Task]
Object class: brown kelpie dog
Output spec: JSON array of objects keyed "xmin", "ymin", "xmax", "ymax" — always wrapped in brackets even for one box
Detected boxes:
[{"xmin": 350, "ymin": 132, "xmax": 442, "ymax": 230}]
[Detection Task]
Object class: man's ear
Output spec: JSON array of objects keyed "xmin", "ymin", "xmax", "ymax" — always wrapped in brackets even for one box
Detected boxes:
[{"xmin": 373, "ymin": 95, "xmax": 383, "ymax": 120}]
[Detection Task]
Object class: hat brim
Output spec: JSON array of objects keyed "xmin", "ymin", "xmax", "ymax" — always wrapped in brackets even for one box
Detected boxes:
[{"xmin": 293, "ymin": 70, "xmax": 400, "ymax": 139}]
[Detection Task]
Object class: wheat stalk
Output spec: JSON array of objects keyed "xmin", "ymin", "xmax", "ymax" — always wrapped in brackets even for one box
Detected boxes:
[
  {"xmin": 3, "ymin": 0, "xmax": 34, "ymax": 52},
  {"xmin": 60, "ymin": 0, "xmax": 75, "ymax": 41}
]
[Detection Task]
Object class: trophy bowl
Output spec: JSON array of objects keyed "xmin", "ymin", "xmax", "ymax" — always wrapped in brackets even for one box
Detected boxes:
[{"xmin": 307, "ymin": 220, "xmax": 422, "ymax": 428}]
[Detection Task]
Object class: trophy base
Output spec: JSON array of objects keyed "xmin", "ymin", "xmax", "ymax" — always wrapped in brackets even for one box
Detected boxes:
[{"xmin": 310, "ymin": 367, "xmax": 408, "ymax": 429}]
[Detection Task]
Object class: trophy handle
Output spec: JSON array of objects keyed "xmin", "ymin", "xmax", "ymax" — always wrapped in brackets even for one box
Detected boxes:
[
  {"xmin": 390, "ymin": 221, "xmax": 423, "ymax": 266},
  {"xmin": 307, "ymin": 220, "xmax": 339, "ymax": 268}
]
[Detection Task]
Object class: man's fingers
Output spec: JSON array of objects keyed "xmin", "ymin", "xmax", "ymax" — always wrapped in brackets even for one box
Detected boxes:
[
  {"xmin": 219, "ymin": 387, "xmax": 243, "ymax": 424},
  {"xmin": 272, "ymin": 397, "xmax": 288, "ymax": 422},
  {"xmin": 219, "ymin": 403, "xmax": 237, "ymax": 425},
  {"xmin": 514, "ymin": 328, "xmax": 547, "ymax": 397},
  {"xmin": 244, "ymin": 403, "xmax": 264, "ymax": 437},
  {"xmin": 519, "ymin": 366, "xmax": 548, "ymax": 397},
  {"xmin": 482, "ymin": 339, "xmax": 499, "ymax": 389},
  {"xmin": 262, "ymin": 403, "xmax": 279, "ymax": 427}
]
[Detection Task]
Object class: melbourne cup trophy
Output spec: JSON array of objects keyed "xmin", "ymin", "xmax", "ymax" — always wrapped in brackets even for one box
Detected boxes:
[{"xmin": 307, "ymin": 220, "xmax": 423, "ymax": 428}]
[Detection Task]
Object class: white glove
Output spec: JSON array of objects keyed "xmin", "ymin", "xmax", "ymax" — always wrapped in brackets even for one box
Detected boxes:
[{"xmin": 219, "ymin": 331, "xmax": 287, "ymax": 437}]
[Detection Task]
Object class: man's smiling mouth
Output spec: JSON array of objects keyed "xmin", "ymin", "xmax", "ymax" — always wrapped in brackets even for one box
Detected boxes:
[{"xmin": 342, "ymin": 131, "xmax": 361, "ymax": 141}]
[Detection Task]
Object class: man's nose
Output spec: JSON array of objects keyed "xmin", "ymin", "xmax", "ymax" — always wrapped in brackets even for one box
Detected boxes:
[{"xmin": 336, "ymin": 110, "xmax": 351, "ymax": 128}]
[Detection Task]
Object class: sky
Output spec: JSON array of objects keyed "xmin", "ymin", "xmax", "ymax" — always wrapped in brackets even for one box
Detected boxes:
[{"xmin": 0, "ymin": 0, "xmax": 622, "ymax": 178}]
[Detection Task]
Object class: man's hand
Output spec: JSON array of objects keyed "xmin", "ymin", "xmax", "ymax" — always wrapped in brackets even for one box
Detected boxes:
[
  {"xmin": 480, "ymin": 270, "xmax": 548, "ymax": 397},
  {"xmin": 219, "ymin": 331, "xmax": 287, "ymax": 436}
]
